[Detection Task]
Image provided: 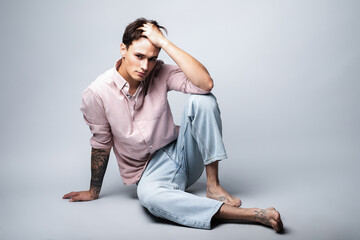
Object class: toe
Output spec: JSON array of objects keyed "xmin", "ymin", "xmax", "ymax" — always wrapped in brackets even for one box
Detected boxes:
[
  {"xmin": 226, "ymin": 199, "xmax": 238, "ymax": 207},
  {"xmin": 233, "ymin": 200, "xmax": 241, "ymax": 207},
  {"xmin": 236, "ymin": 198, "xmax": 242, "ymax": 207},
  {"xmin": 274, "ymin": 220, "xmax": 284, "ymax": 233},
  {"xmin": 269, "ymin": 218, "xmax": 281, "ymax": 232},
  {"xmin": 273, "ymin": 210, "xmax": 281, "ymax": 222},
  {"xmin": 230, "ymin": 196, "xmax": 241, "ymax": 207}
]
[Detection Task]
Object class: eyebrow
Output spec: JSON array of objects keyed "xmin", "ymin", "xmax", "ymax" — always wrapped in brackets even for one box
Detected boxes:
[{"xmin": 134, "ymin": 52, "xmax": 158, "ymax": 59}]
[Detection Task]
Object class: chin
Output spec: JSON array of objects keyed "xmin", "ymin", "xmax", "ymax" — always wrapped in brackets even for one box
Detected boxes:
[
  {"xmin": 130, "ymin": 75, "xmax": 145, "ymax": 81},
  {"xmin": 137, "ymin": 77, "xmax": 146, "ymax": 81},
  {"xmin": 137, "ymin": 75, "xmax": 148, "ymax": 81}
]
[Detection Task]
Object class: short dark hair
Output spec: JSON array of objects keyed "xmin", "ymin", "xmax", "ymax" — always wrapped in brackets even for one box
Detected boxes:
[{"xmin": 122, "ymin": 17, "xmax": 167, "ymax": 49}]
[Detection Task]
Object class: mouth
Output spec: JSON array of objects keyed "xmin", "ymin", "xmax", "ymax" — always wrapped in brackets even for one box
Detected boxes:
[{"xmin": 137, "ymin": 71, "xmax": 146, "ymax": 77}]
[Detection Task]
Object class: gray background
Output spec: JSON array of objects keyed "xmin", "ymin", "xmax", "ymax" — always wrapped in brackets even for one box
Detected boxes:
[{"xmin": 1, "ymin": 0, "xmax": 359, "ymax": 239}]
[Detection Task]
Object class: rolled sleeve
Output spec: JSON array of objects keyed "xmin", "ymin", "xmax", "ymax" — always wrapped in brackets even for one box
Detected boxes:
[
  {"xmin": 166, "ymin": 65, "xmax": 210, "ymax": 94},
  {"xmin": 80, "ymin": 88, "xmax": 113, "ymax": 149}
]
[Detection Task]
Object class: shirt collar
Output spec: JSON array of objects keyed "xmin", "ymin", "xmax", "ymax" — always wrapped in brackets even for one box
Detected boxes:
[
  {"xmin": 113, "ymin": 58, "xmax": 144, "ymax": 94},
  {"xmin": 113, "ymin": 58, "xmax": 128, "ymax": 90}
]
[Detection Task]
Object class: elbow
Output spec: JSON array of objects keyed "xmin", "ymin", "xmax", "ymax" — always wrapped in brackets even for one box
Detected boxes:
[
  {"xmin": 195, "ymin": 75, "xmax": 213, "ymax": 91},
  {"xmin": 204, "ymin": 77, "xmax": 214, "ymax": 92}
]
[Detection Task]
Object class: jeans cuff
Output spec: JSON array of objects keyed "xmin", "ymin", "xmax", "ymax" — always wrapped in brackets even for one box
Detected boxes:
[{"xmin": 204, "ymin": 154, "xmax": 227, "ymax": 165}]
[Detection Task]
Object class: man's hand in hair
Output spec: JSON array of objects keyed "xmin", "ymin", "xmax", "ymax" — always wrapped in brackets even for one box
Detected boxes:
[{"xmin": 139, "ymin": 23, "xmax": 169, "ymax": 49}]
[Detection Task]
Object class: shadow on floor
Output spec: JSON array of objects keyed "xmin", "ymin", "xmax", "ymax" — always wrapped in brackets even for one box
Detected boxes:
[{"xmin": 213, "ymin": 219, "xmax": 290, "ymax": 234}]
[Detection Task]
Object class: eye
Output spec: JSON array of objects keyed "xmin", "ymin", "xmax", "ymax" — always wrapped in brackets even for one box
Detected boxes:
[
  {"xmin": 135, "ymin": 54, "xmax": 143, "ymax": 59},
  {"xmin": 150, "ymin": 58, "xmax": 157, "ymax": 62}
]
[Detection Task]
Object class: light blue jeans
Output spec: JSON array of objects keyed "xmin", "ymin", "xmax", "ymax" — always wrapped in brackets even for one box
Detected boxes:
[{"xmin": 137, "ymin": 93, "xmax": 227, "ymax": 229}]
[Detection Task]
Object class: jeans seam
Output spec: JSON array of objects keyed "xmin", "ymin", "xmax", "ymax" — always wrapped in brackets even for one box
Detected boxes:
[
  {"xmin": 171, "ymin": 163, "xmax": 182, "ymax": 184},
  {"xmin": 190, "ymin": 120, "xmax": 212, "ymax": 160},
  {"xmin": 162, "ymin": 148, "xmax": 181, "ymax": 167}
]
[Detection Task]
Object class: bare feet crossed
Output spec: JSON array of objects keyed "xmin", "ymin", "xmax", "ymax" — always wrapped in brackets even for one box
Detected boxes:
[{"xmin": 207, "ymin": 184, "xmax": 242, "ymax": 207}]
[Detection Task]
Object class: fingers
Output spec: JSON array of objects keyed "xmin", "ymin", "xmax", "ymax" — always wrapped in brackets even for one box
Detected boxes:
[
  {"xmin": 69, "ymin": 195, "xmax": 83, "ymax": 202},
  {"xmin": 137, "ymin": 23, "xmax": 152, "ymax": 34},
  {"xmin": 136, "ymin": 23, "xmax": 166, "ymax": 48},
  {"xmin": 62, "ymin": 192, "xmax": 79, "ymax": 199},
  {"xmin": 138, "ymin": 23, "xmax": 162, "ymax": 36},
  {"xmin": 63, "ymin": 191, "xmax": 94, "ymax": 202},
  {"xmin": 141, "ymin": 23, "xmax": 154, "ymax": 30}
]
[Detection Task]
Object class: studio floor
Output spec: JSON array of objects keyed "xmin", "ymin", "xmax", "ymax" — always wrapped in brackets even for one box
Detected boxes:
[{"xmin": 1, "ymin": 143, "xmax": 359, "ymax": 240}]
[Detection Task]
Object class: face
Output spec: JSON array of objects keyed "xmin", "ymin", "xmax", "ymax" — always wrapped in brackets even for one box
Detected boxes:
[{"xmin": 119, "ymin": 37, "xmax": 160, "ymax": 84}]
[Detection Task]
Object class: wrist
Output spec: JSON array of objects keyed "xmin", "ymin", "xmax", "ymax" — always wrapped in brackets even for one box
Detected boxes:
[
  {"xmin": 160, "ymin": 38, "xmax": 170, "ymax": 50},
  {"xmin": 89, "ymin": 187, "xmax": 100, "ymax": 199}
]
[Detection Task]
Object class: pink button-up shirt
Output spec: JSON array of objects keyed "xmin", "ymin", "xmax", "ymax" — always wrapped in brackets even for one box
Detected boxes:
[{"xmin": 80, "ymin": 59, "xmax": 209, "ymax": 185}]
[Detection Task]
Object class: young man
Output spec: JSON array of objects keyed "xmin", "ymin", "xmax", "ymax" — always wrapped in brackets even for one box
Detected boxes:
[{"xmin": 63, "ymin": 18, "xmax": 283, "ymax": 232}]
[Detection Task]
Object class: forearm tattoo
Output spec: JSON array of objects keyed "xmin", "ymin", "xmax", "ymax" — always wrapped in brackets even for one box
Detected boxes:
[
  {"xmin": 90, "ymin": 148, "xmax": 110, "ymax": 197},
  {"xmin": 254, "ymin": 209, "xmax": 271, "ymax": 226}
]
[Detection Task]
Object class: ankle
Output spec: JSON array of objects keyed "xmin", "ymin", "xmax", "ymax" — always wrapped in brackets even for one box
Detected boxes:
[{"xmin": 207, "ymin": 180, "xmax": 220, "ymax": 188}]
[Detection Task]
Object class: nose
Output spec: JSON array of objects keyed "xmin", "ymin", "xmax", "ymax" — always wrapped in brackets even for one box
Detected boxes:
[{"xmin": 140, "ymin": 59, "xmax": 148, "ymax": 72}]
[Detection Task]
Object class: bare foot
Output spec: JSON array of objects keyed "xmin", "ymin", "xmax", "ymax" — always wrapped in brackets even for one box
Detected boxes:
[
  {"xmin": 253, "ymin": 207, "xmax": 283, "ymax": 233},
  {"xmin": 207, "ymin": 184, "xmax": 242, "ymax": 207}
]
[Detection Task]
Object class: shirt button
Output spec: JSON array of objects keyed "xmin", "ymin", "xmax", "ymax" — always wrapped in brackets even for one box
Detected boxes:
[
  {"xmin": 149, "ymin": 145, "xmax": 152, "ymax": 149},
  {"xmin": 142, "ymin": 129, "xmax": 145, "ymax": 132}
]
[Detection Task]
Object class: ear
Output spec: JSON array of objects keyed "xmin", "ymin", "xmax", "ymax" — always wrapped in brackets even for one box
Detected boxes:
[{"xmin": 120, "ymin": 43, "xmax": 127, "ymax": 58}]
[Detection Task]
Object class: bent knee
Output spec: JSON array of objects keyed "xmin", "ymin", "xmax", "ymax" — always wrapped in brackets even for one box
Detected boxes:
[
  {"xmin": 137, "ymin": 183, "xmax": 168, "ymax": 208},
  {"xmin": 188, "ymin": 93, "xmax": 219, "ymax": 112}
]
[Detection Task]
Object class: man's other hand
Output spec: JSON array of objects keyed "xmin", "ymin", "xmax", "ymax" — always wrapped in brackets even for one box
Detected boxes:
[{"xmin": 62, "ymin": 190, "xmax": 98, "ymax": 202}]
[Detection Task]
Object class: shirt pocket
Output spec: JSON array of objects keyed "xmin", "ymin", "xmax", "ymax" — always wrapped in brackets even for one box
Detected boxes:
[
  {"xmin": 107, "ymin": 108, "xmax": 131, "ymax": 135},
  {"xmin": 142, "ymin": 95, "xmax": 168, "ymax": 120}
]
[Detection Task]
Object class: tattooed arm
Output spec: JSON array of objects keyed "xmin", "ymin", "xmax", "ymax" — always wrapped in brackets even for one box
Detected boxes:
[
  {"xmin": 89, "ymin": 148, "xmax": 111, "ymax": 198},
  {"xmin": 63, "ymin": 148, "xmax": 111, "ymax": 202}
]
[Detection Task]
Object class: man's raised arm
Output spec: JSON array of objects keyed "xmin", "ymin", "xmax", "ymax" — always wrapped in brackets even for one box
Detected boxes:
[
  {"xmin": 63, "ymin": 148, "xmax": 111, "ymax": 202},
  {"xmin": 139, "ymin": 23, "xmax": 214, "ymax": 92}
]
